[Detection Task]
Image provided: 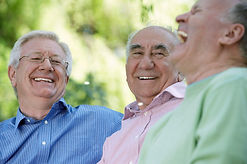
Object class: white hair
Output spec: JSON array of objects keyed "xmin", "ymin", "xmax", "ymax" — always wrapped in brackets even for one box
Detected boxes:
[{"xmin": 9, "ymin": 30, "xmax": 72, "ymax": 76}]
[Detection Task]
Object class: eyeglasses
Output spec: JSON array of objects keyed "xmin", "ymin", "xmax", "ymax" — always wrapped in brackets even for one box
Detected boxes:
[{"xmin": 19, "ymin": 52, "xmax": 69, "ymax": 69}]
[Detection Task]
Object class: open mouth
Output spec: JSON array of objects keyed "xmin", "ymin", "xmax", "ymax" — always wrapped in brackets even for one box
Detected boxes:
[
  {"xmin": 34, "ymin": 77, "xmax": 54, "ymax": 83},
  {"xmin": 177, "ymin": 31, "xmax": 188, "ymax": 43},
  {"xmin": 138, "ymin": 76, "xmax": 156, "ymax": 80}
]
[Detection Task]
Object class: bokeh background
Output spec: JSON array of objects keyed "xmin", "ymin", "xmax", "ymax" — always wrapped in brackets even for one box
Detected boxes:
[{"xmin": 0, "ymin": 0, "xmax": 194, "ymax": 121}]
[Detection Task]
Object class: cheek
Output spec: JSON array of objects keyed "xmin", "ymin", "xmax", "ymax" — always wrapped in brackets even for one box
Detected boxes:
[
  {"xmin": 126, "ymin": 61, "xmax": 137, "ymax": 75},
  {"xmin": 126, "ymin": 65, "xmax": 136, "ymax": 89},
  {"xmin": 16, "ymin": 67, "xmax": 30, "ymax": 82},
  {"xmin": 126, "ymin": 73, "xmax": 133, "ymax": 89},
  {"xmin": 169, "ymin": 46, "xmax": 187, "ymax": 65},
  {"xmin": 55, "ymin": 67, "xmax": 67, "ymax": 79},
  {"xmin": 157, "ymin": 60, "xmax": 172, "ymax": 71},
  {"xmin": 160, "ymin": 63, "xmax": 176, "ymax": 78},
  {"xmin": 59, "ymin": 75, "xmax": 68, "ymax": 87}
]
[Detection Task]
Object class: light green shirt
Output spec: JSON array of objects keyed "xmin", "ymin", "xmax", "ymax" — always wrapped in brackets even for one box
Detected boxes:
[{"xmin": 139, "ymin": 67, "xmax": 247, "ymax": 164}]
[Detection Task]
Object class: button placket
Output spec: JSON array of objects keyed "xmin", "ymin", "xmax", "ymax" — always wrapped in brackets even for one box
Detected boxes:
[{"xmin": 37, "ymin": 119, "xmax": 51, "ymax": 162}]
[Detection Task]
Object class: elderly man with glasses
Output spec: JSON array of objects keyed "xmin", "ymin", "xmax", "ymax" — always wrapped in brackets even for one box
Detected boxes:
[{"xmin": 0, "ymin": 30, "xmax": 123, "ymax": 164}]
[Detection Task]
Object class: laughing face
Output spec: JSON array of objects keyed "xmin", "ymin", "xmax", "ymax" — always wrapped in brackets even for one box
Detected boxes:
[
  {"xmin": 126, "ymin": 27, "xmax": 178, "ymax": 109},
  {"xmin": 171, "ymin": 0, "xmax": 239, "ymax": 81},
  {"xmin": 8, "ymin": 38, "xmax": 69, "ymax": 103}
]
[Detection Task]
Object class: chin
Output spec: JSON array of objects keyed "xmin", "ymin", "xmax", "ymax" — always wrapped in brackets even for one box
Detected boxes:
[
  {"xmin": 33, "ymin": 90, "xmax": 57, "ymax": 99},
  {"xmin": 138, "ymin": 91, "xmax": 158, "ymax": 98}
]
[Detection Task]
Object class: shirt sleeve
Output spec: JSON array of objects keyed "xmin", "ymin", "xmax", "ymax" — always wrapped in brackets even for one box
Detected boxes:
[{"xmin": 189, "ymin": 80, "xmax": 247, "ymax": 164}]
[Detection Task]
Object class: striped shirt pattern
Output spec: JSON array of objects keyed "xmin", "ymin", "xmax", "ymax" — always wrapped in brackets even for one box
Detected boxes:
[{"xmin": 0, "ymin": 98, "xmax": 123, "ymax": 164}]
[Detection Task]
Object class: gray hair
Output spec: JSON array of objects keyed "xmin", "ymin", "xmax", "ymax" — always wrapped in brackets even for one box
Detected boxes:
[
  {"xmin": 9, "ymin": 30, "xmax": 72, "ymax": 76},
  {"xmin": 228, "ymin": 0, "xmax": 247, "ymax": 58},
  {"xmin": 126, "ymin": 26, "xmax": 179, "ymax": 59}
]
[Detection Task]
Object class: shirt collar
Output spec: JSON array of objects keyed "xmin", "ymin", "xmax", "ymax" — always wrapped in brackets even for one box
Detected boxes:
[
  {"xmin": 14, "ymin": 108, "xmax": 26, "ymax": 129},
  {"xmin": 14, "ymin": 98, "xmax": 69, "ymax": 129},
  {"xmin": 164, "ymin": 81, "xmax": 186, "ymax": 99},
  {"xmin": 123, "ymin": 81, "xmax": 186, "ymax": 120}
]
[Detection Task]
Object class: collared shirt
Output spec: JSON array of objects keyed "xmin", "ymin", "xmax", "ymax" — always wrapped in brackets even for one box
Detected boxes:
[
  {"xmin": 98, "ymin": 81, "xmax": 186, "ymax": 164},
  {"xmin": 0, "ymin": 98, "xmax": 123, "ymax": 164},
  {"xmin": 139, "ymin": 67, "xmax": 247, "ymax": 164}
]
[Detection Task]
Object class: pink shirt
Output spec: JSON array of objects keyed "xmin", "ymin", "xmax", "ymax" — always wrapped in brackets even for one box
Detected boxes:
[{"xmin": 98, "ymin": 82, "xmax": 186, "ymax": 164}]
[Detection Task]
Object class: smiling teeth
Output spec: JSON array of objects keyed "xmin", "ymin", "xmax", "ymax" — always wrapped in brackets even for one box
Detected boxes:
[
  {"xmin": 177, "ymin": 31, "xmax": 188, "ymax": 43},
  {"xmin": 139, "ymin": 77, "xmax": 155, "ymax": 80},
  {"xmin": 34, "ymin": 78, "xmax": 53, "ymax": 83}
]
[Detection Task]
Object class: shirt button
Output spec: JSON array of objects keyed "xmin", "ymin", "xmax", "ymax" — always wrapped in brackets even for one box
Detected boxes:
[
  {"xmin": 42, "ymin": 141, "xmax": 46, "ymax": 145},
  {"xmin": 144, "ymin": 111, "xmax": 148, "ymax": 116},
  {"xmin": 138, "ymin": 102, "xmax": 143, "ymax": 107},
  {"xmin": 27, "ymin": 119, "xmax": 30, "ymax": 122},
  {"xmin": 129, "ymin": 161, "xmax": 133, "ymax": 164},
  {"xmin": 44, "ymin": 120, "xmax": 48, "ymax": 124},
  {"xmin": 135, "ymin": 135, "xmax": 139, "ymax": 139}
]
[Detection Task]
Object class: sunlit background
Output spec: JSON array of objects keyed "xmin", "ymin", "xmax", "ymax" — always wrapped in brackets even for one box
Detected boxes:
[{"xmin": 0, "ymin": 0, "xmax": 194, "ymax": 121}]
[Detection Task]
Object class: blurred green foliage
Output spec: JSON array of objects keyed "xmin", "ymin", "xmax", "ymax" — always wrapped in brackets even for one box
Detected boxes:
[
  {"xmin": 65, "ymin": 73, "xmax": 108, "ymax": 106},
  {"xmin": 140, "ymin": 0, "xmax": 153, "ymax": 23},
  {"xmin": 0, "ymin": 0, "xmax": 47, "ymax": 47},
  {"xmin": 0, "ymin": 0, "xmax": 194, "ymax": 121},
  {"xmin": 66, "ymin": 0, "xmax": 136, "ymax": 48}
]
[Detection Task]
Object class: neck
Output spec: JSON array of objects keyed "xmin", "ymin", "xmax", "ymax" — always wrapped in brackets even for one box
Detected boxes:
[
  {"xmin": 18, "ymin": 97, "xmax": 55, "ymax": 120},
  {"xmin": 185, "ymin": 46, "xmax": 247, "ymax": 84},
  {"xmin": 136, "ymin": 97, "xmax": 153, "ymax": 110},
  {"xmin": 135, "ymin": 80, "xmax": 176, "ymax": 110},
  {"xmin": 185, "ymin": 61, "xmax": 246, "ymax": 85}
]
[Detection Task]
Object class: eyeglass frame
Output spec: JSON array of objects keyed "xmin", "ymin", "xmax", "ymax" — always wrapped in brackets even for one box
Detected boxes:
[{"xmin": 18, "ymin": 53, "xmax": 69, "ymax": 70}]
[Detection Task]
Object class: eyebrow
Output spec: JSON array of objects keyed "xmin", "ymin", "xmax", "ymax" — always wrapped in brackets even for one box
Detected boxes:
[
  {"xmin": 130, "ymin": 44, "xmax": 143, "ymax": 51},
  {"xmin": 153, "ymin": 44, "xmax": 169, "ymax": 51},
  {"xmin": 130, "ymin": 44, "xmax": 170, "ymax": 50},
  {"xmin": 30, "ymin": 51, "xmax": 60, "ymax": 57}
]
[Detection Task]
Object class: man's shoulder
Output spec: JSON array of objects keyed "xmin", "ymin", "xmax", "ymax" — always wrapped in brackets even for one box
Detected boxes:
[
  {"xmin": 0, "ymin": 117, "xmax": 16, "ymax": 133},
  {"xmin": 67, "ymin": 105, "xmax": 123, "ymax": 133},
  {"xmin": 209, "ymin": 67, "xmax": 247, "ymax": 89}
]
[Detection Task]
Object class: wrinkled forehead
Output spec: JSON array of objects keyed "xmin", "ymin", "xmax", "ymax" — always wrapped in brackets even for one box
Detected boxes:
[
  {"xmin": 131, "ymin": 27, "xmax": 178, "ymax": 48},
  {"xmin": 21, "ymin": 37, "xmax": 66, "ymax": 57}
]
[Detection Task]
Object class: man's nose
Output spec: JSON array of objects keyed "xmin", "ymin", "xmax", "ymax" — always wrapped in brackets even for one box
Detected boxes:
[
  {"xmin": 138, "ymin": 55, "xmax": 154, "ymax": 70},
  {"xmin": 39, "ymin": 57, "xmax": 55, "ymax": 72},
  {"xmin": 176, "ymin": 11, "xmax": 190, "ymax": 24}
]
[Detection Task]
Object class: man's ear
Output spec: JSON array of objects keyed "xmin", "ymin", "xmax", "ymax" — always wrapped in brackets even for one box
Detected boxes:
[
  {"xmin": 8, "ymin": 65, "xmax": 17, "ymax": 87},
  {"xmin": 219, "ymin": 23, "xmax": 245, "ymax": 45},
  {"xmin": 66, "ymin": 76, "xmax": 69, "ymax": 84}
]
